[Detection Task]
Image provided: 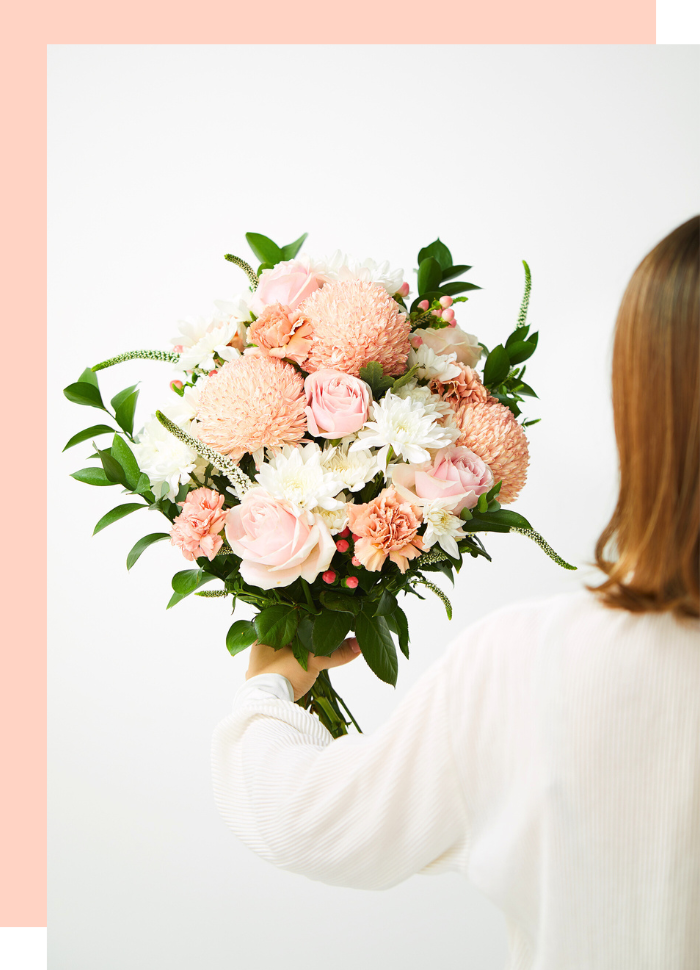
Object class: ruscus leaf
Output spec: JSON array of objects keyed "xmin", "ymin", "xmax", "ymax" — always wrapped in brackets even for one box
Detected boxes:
[
  {"xmin": 63, "ymin": 382, "xmax": 105, "ymax": 410},
  {"xmin": 93, "ymin": 503, "xmax": 144, "ymax": 535},
  {"xmin": 126, "ymin": 533, "xmax": 170, "ymax": 570},
  {"xmin": 226, "ymin": 620, "xmax": 257, "ymax": 657},
  {"xmin": 246, "ymin": 232, "xmax": 283, "ymax": 266},
  {"xmin": 254, "ymin": 604, "xmax": 299, "ymax": 650},
  {"xmin": 355, "ymin": 611, "xmax": 398, "ymax": 686},
  {"xmin": 63, "ymin": 425, "xmax": 115, "ymax": 451}
]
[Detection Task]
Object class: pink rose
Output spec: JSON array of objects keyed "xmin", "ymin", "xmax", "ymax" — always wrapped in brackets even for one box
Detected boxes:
[
  {"xmin": 413, "ymin": 324, "xmax": 482, "ymax": 368},
  {"xmin": 225, "ymin": 488, "xmax": 336, "ymax": 590},
  {"xmin": 170, "ymin": 487, "xmax": 228, "ymax": 561},
  {"xmin": 304, "ymin": 370, "xmax": 371, "ymax": 439},
  {"xmin": 249, "ymin": 259, "xmax": 321, "ymax": 316},
  {"xmin": 391, "ymin": 446, "xmax": 493, "ymax": 514},
  {"xmin": 248, "ymin": 303, "xmax": 314, "ymax": 366}
]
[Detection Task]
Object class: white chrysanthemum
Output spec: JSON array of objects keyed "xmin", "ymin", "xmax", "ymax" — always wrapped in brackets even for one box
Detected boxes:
[
  {"xmin": 313, "ymin": 493, "xmax": 350, "ymax": 535},
  {"xmin": 421, "ymin": 498, "xmax": 468, "ymax": 558},
  {"xmin": 256, "ymin": 443, "xmax": 345, "ymax": 512},
  {"xmin": 350, "ymin": 390, "xmax": 459, "ymax": 468},
  {"xmin": 172, "ymin": 316, "xmax": 242, "ymax": 372},
  {"xmin": 408, "ymin": 344, "xmax": 461, "ymax": 382},
  {"xmin": 133, "ymin": 402, "xmax": 204, "ymax": 501},
  {"xmin": 214, "ymin": 295, "xmax": 253, "ymax": 326},
  {"xmin": 320, "ymin": 443, "xmax": 381, "ymax": 492},
  {"xmin": 393, "ymin": 379, "xmax": 453, "ymax": 418},
  {"xmin": 312, "ymin": 251, "xmax": 405, "ymax": 296}
]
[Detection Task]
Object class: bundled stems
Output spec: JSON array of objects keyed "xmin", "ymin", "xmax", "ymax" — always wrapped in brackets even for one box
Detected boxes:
[{"xmin": 299, "ymin": 670, "xmax": 362, "ymax": 739}]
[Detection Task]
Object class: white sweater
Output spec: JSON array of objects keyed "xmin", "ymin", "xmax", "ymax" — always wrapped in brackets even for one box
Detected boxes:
[{"xmin": 211, "ymin": 591, "xmax": 700, "ymax": 969}]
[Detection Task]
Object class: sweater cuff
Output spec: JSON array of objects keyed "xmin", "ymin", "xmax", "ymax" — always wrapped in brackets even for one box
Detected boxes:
[{"xmin": 233, "ymin": 673, "xmax": 295, "ymax": 709}]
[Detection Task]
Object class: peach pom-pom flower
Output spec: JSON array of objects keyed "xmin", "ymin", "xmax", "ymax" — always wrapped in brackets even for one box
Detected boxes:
[
  {"xmin": 298, "ymin": 279, "xmax": 410, "ymax": 378},
  {"xmin": 454, "ymin": 401, "xmax": 529, "ymax": 504},
  {"xmin": 196, "ymin": 354, "xmax": 307, "ymax": 464},
  {"xmin": 248, "ymin": 303, "xmax": 313, "ymax": 366},
  {"xmin": 170, "ymin": 487, "xmax": 227, "ymax": 561},
  {"xmin": 347, "ymin": 486, "xmax": 424, "ymax": 573}
]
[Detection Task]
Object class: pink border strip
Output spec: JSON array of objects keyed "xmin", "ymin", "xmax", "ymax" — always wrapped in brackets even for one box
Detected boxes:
[{"xmin": 5, "ymin": 0, "xmax": 657, "ymax": 931}]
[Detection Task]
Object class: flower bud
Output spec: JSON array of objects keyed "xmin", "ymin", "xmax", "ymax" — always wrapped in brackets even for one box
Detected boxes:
[
  {"xmin": 338, "ymin": 527, "xmax": 350, "ymax": 539},
  {"xmin": 439, "ymin": 295, "xmax": 453, "ymax": 308},
  {"xmin": 351, "ymin": 556, "xmax": 361, "ymax": 567},
  {"xmin": 417, "ymin": 300, "xmax": 430, "ymax": 311},
  {"xmin": 170, "ymin": 380, "xmax": 184, "ymax": 396},
  {"xmin": 335, "ymin": 539, "xmax": 350, "ymax": 553},
  {"xmin": 442, "ymin": 308, "xmax": 455, "ymax": 322},
  {"xmin": 322, "ymin": 570, "xmax": 337, "ymax": 584},
  {"xmin": 397, "ymin": 282, "xmax": 410, "ymax": 298},
  {"xmin": 343, "ymin": 576, "xmax": 359, "ymax": 589}
]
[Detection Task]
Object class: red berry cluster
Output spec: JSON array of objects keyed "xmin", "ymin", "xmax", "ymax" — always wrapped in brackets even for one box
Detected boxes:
[{"xmin": 322, "ymin": 526, "xmax": 362, "ymax": 588}]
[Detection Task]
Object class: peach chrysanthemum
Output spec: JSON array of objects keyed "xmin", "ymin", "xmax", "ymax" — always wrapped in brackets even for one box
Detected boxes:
[
  {"xmin": 453, "ymin": 401, "xmax": 529, "ymax": 504},
  {"xmin": 196, "ymin": 354, "xmax": 307, "ymax": 462},
  {"xmin": 429, "ymin": 364, "xmax": 494, "ymax": 410},
  {"xmin": 298, "ymin": 279, "xmax": 410, "ymax": 377}
]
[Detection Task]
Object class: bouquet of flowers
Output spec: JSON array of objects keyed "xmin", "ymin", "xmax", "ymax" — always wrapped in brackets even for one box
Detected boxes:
[{"xmin": 64, "ymin": 232, "xmax": 574, "ymax": 737}]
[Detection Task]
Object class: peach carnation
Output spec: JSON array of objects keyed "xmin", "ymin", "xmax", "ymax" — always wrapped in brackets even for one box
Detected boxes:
[
  {"xmin": 346, "ymin": 485, "xmax": 424, "ymax": 573},
  {"xmin": 429, "ymin": 364, "xmax": 494, "ymax": 410},
  {"xmin": 170, "ymin": 487, "xmax": 227, "ymax": 561},
  {"xmin": 248, "ymin": 303, "xmax": 313, "ymax": 366},
  {"xmin": 196, "ymin": 354, "xmax": 307, "ymax": 463},
  {"xmin": 454, "ymin": 401, "xmax": 529, "ymax": 504},
  {"xmin": 298, "ymin": 279, "xmax": 410, "ymax": 377}
]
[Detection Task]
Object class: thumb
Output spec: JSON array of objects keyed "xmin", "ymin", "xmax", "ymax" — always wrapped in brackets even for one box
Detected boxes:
[{"xmin": 315, "ymin": 637, "xmax": 362, "ymax": 671}]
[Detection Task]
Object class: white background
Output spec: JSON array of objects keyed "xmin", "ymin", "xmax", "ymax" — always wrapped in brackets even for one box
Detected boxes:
[{"xmin": 48, "ymin": 46, "xmax": 699, "ymax": 970}]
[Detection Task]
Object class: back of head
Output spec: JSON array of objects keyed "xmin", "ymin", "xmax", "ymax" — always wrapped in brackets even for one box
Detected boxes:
[{"xmin": 593, "ymin": 216, "xmax": 699, "ymax": 619}]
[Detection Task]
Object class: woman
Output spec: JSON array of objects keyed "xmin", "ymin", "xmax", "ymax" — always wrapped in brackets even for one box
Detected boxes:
[{"xmin": 211, "ymin": 217, "xmax": 699, "ymax": 969}]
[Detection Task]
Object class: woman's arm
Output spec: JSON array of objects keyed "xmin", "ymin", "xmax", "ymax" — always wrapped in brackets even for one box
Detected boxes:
[{"xmin": 211, "ymin": 644, "xmax": 470, "ymax": 891}]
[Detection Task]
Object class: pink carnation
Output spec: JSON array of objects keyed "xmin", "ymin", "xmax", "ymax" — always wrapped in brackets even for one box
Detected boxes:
[
  {"xmin": 454, "ymin": 401, "xmax": 529, "ymax": 504},
  {"xmin": 248, "ymin": 303, "xmax": 313, "ymax": 366},
  {"xmin": 298, "ymin": 279, "xmax": 410, "ymax": 378},
  {"xmin": 170, "ymin": 487, "xmax": 227, "ymax": 561},
  {"xmin": 429, "ymin": 364, "xmax": 493, "ymax": 410},
  {"xmin": 346, "ymin": 486, "xmax": 424, "ymax": 573},
  {"xmin": 196, "ymin": 354, "xmax": 307, "ymax": 462}
]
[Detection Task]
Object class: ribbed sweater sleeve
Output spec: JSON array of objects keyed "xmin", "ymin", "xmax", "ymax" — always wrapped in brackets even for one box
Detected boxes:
[{"xmin": 211, "ymin": 648, "xmax": 469, "ymax": 890}]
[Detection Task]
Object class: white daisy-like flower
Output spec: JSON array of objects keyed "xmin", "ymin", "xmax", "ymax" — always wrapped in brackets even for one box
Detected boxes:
[
  {"xmin": 312, "ymin": 251, "xmax": 405, "ymax": 296},
  {"xmin": 256, "ymin": 443, "xmax": 345, "ymax": 512},
  {"xmin": 408, "ymin": 344, "xmax": 461, "ymax": 382},
  {"xmin": 420, "ymin": 497, "xmax": 468, "ymax": 558},
  {"xmin": 392, "ymin": 379, "xmax": 453, "ymax": 419},
  {"xmin": 350, "ymin": 391, "xmax": 459, "ymax": 468},
  {"xmin": 320, "ymin": 442, "xmax": 381, "ymax": 492},
  {"xmin": 172, "ymin": 316, "xmax": 242, "ymax": 372},
  {"xmin": 313, "ymin": 492, "xmax": 350, "ymax": 535},
  {"xmin": 214, "ymin": 295, "xmax": 253, "ymax": 326},
  {"xmin": 133, "ymin": 402, "xmax": 205, "ymax": 501}
]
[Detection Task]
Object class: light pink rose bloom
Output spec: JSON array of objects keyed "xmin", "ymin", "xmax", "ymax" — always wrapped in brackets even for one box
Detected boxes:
[
  {"xmin": 225, "ymin": 488, "xmax": 335, "ymax": 590},
  {"xmin": 391, "ymin": 446, "xmax": 493, "ymax": 514},
  {"xmin": 413, "ymin": 324, "xmax": 482, "ymax": 368},
  {"xmin": 249, "ymin": 259, "xmax": 321, "ymax": 316},
  {"xmin": 248, "ymin": 303, "xmax": 313, "ymax": 366},
  {"xmin": 170, "ymin": 487, "xmax": 228, "ymax": 561},
  {"xmin": 304, "ymin": 370, "xmax": 371, "ymax": 439}
]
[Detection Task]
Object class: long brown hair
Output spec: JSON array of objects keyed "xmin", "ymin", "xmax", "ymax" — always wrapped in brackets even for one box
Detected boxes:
[{"xmin": 592, "ymin": 215, "xmax": 699, "ymax": 618}]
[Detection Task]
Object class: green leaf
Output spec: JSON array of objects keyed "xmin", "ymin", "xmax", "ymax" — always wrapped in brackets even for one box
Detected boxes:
[
  {"xmin": 355, "ymin": 610, "xmax": 398, "ymax": 686},
  {"xmin": 110, "ymin": 384, "xmax": 139, "ymax": 412},
  {"xmin": 440, "ymin": 264, "xmax": 471, "ymax": 282},
  {"xmin": 111, "ymin": 434, "xmax": 141, "ymax": 490},
  {"xmin": 522, "ymin": 418, "xmax": 541, "ymax": 428},
  {"xmin": 296, "ymin": 614, "xmax": 315, "ymax": 649},
  {"xmin": 78, "ymin": 366, "xmax": 99, "ymax": 387},
  {"xmin": 254, "ymin": 604, "xmax": 299, "ymax": 650},
  {"xmin": 226, "ymin": 619, "xmax": 257, "ymax": 657},
  {"xmin": 312, "ymin": 611, "xmax": 352, "ymax": 657},
  {"xmin": 463, "ymin": 509, "xmax": 533, "ymax": 533},
  {"xmin": 291, "ymin": 637, "xmax": 309, "ymax": 670},
  {"xmin": 246, "ymin": 232, "xmax": 283, "ymax": 266},
  {"xmin": 477, "ymin": 492, "xmax": 489, "ymax": 513},
  {"xmin": 483, "ymin": 344, "xmax": 510, "ymax": 386},
  {"xmin": 70, "ymin": 467, "xmax": 115, "ymax": 486},
  {"xmin": 417, "ymin": 257, "xmax": 442, "ymax": 296},
  {"xmin": 280, "ymin": 232, "xmax": 308, "ymax": 261},
  {"xmin": 504, "ymin": 340, "xmax": 536, "ymax": 365},
  {"xmin": 95, "ymin": 444, "xmax": 127, "ymax": 486},
  {"xmin": 172, "ymin": 569, "xmax": 203, "ymax": 595},
  {"xmin": 384, "ymin": 606, "xmax": 410, "ymax": 658},
  {"xmin": 391, "ymin": 365, "xmax": 418, "ymax": 391},
  {"xmin": 417, "ymin": 239, "xmax": 452, "ymax": 271},
  {"xmin": 359, "ymin": 361, "xmax": 394, "ymax": 397},
  {"xmin": 63, "ymin": 382, "xmax": 105, "ymax": 410},
  {"xmin": 93, "ymin": 503, "xmax": 144, "ymax": 535},
  {"xmin": 126, "ymin": 532, "xmax": 170, "ymax": 570},
  {"xmin": 114, "ymin": 389, "xmax": 139, "ymax": 436},
  {"xmin": 375, "ymin": 590, "xmax": 398, "ymax": 616},
  {"xmin": 514, "ymin": 381, "xmax": 538, "ymax": 398},
  {"xmin": 506, "ymin": 325, "xmax": 530, "ymax": 347},
  {"xmin": 63, "ymin": 424, "xmax": 115, "ymax": 451},
  {"xmin": 132, "ymin": 472, "xmax": 153, "ymax": 496},
  {"xmin": 440, "ymin": 281, "xmax": 481, "ymax": 296},
  {"xmin": 319, "ymin": 591, "xmax": 360, "ymax": 614}
]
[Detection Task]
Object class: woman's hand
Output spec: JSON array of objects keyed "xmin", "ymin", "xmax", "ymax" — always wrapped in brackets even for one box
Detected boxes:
[{"xmin": 246, "ymin": 638, "xmax": 362, "ymax": 701}]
